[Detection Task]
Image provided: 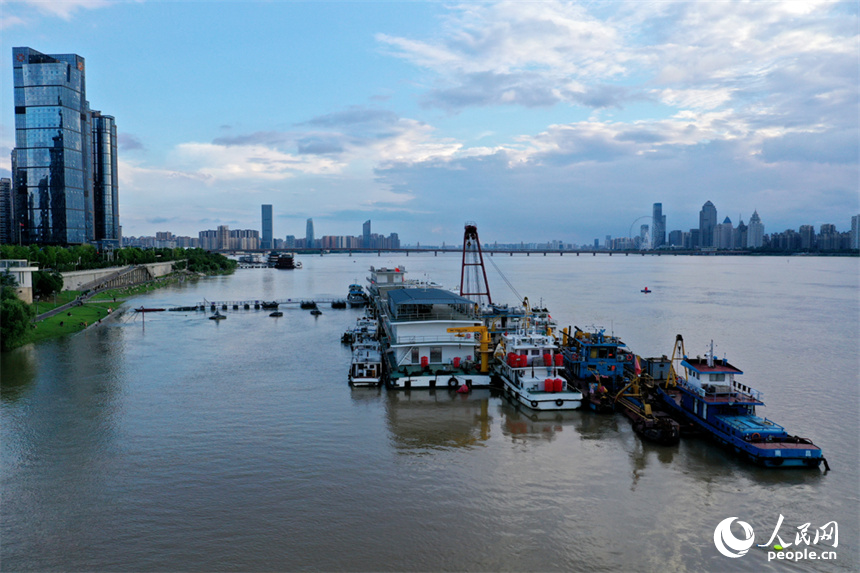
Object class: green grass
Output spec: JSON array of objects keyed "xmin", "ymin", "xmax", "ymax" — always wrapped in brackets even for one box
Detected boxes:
[
  {"xmin": 90, "ymin": 275, "xmax": 184, "ymax": 301},
  {"xmin": 24, "ymin": 302, "xmax": 116, "ymax": 345},
  {"xmin": 32, "ymin": 290, "xmax": 82, "ymax": 314}
]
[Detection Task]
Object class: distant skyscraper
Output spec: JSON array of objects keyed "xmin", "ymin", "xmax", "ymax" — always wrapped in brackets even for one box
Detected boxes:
[
  {"xmin": 652, "ymin": 203, "xmax": 666, "ymax": 248},
  {"xmin": 0, "ymin": 178, "xmax": 13, "ymax": 244},
  {"xmin": 747, "ymin": 210, "xmax": 764, "ymax": 248},
  {"xmin": 799, "ymin": 225, "xmax": 815, "ymax": 250},
  {"xmin": 363, "ymin": 219, "xmax": 371, "ymax": 248},
  {"xmin": 306, "ymin": 218, "xmax": 315, "ymax": 248},
  {"xmin": 699, "ymin": 201, "xmax": 717, "ymax": 248},
  {"xmin": 640, "ymin": 224, "xmax": 649, "ymax": 249},
  {"xmin": 714, "ymin": 216, "xmax": 734, "ymax": 249},
  {"xmin": 261, "ymin": 204, "xmax": 273, "ymax": 250},
  {"xmin": 12, "ymin": 46, "xmax": 117, "ymax": 246},
  {"xmin": 851, "ymin": 215, "xmax": 860, "ymax": 250}
]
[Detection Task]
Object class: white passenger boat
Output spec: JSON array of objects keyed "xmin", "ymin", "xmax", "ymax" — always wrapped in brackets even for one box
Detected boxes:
[
  {"xmin": 349, "ymin": 340, "xmax": 383, "ymax": 387},
  {"xmin": 495, "ymin": 329, "xmax": 582, "ymax": 411}
]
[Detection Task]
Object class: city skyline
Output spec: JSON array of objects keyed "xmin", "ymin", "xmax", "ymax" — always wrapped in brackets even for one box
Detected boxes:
[{"xmin": 1, "ymin": 2, "xmax": 857, "ymax": 245}]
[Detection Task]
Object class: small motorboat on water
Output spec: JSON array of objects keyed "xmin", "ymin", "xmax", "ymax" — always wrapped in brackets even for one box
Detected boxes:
[
  {"xmin": 310, "ymin": 309, "xmax": 322, "ymax": 316},
  {"xmin": 269, "ymin": 311, "xmax": 283, "ymax": 317},
  {"xmin": 641, "ymin": 287, "xmax": 651, "ymax": 293},
  {"xmin": 209, "ymin": 311, "xmax": 226, "ymax": 320}
]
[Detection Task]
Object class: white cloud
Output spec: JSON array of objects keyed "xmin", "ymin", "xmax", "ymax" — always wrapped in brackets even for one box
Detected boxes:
[{"xmin": 15, "ymin": 0, "xmax": 112, "ymax": 20}]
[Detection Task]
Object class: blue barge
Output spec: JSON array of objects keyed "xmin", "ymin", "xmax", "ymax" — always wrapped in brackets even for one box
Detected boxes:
[{"xmin": 657, "ymin": 335, "xmax": 826, "ymax": 469}]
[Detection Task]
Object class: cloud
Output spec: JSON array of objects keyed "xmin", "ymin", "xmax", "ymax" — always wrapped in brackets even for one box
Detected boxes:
[
  {"xmin": 11, "ymin": 0, "xmax": 112, "ymax": 21},
  {"xmin": 118, "ymin": 133, "xmax": 144, "ymax": 151}
]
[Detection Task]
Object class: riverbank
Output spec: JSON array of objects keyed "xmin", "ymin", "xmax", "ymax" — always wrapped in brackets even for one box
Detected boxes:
[{"xmin": 11, "ymin": 271, "xmax": 197, "ymax": 349}]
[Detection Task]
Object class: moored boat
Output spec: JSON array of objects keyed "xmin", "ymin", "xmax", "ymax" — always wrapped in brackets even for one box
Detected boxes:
[
  {"xmin": 209, "ymin": 311, "xmax": 226, "ymax": 321},
  {"xmin": 347, "ymin": 283, "xmax": 368, "ymax": 307},
  {"xmin": 657, "ymin": 335, "xmax": 826, "ymax": 469},
  {"xmin": 560, "ymin": 327, "xmax": 634, "ymax": 413},
  {"xmin": 349, "ymin": 340, "xmax": 383, "ymax": 387},
  {"xmin": 495, "ymin": 329, "xmax": 582, "ymax": 411}
]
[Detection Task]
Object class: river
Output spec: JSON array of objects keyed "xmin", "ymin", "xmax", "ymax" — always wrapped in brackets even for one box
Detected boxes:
[{"xmin": 2, "ymin": 253, "xmax": 857, "ymax": 572}]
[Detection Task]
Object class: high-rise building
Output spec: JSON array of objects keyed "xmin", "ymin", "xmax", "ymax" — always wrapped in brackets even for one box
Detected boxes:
[
  {"xmin": 747, "ymin": 210, "xmax": 764, "ymax": 248},
  {"xmin": 714, "ymin": 216, "xmax": 734, "ymax": 249},
  {"xmin": 0, "ymin": 178, "xmax": 13, "ymax": 244},
  {"xmin": 261, "ymin": 204, "xmax": 273, "ymax": 250},
  {"xmin": 799, "ymin": 225, "xmax": 816, "ymax": 250},
  {"xmin": 851, "ymin": 215, "xmax": 860, "ymax": 250},
  {"xmin": 652, "ymin": 203, "xmax": 666, "ymax": 248},
  {"xmin": 699, "ymin": 201, "xmax": 717, "ymax": 248},
  {"xmin": 12, "ymin": 47, "xmax": 118, "ymax": 246},
  {"xmin": 734, "ymin": 218, "xmax": 748, "ymax": 249},
  {"xmin": 640, "ymin": 224, "xmax": 649, "ymax": 249},
  {"xmin": 363, "ymin": 220, "xmax": 371, "ymax": 248},
  {"xmin": 306, "ymin": 218, "xmax": 315, "ymax": 248},
  {"xmin": 91, "ymin": 111, "xmax": 120, "ymax": 247}
]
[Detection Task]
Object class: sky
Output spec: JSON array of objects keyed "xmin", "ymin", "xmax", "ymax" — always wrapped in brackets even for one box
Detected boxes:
[{"xmin": 1, "ymin": 0, "xmax": 858, "ymax": 245}]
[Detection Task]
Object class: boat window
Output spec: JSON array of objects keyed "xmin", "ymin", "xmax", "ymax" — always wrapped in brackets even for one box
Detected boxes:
[
  {"xmin": 411, "ymin": 347, "xmax": 419, "ymax": 364},
  {"xmin": 430, "ymin": 347, "xmax": 442, "ymax": 363},
  {"xmin": 712, "ymin": 373, "xmax": 726, "ymax": 382}
]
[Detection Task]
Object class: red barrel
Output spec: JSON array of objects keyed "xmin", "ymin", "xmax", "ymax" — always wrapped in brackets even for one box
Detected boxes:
[
  {"xmin": 507, "ymin": 352, "xmax": 517, "ymax": 366},
  {"xmin": 543, "ymin": 353, "xmax": 552, "ymax": 367},
  {"xmin": 453, "ymin": 357, "xmax": 461, "ymax": 368},
  {"xmin": 554, "ymin": 378, "xmax": 564, "ymax": 392},
  {"xmin": 545, "ymin": 379, "xmax": 555, "ymax": 392},
  {"xmin": 519, "ymin": 355, "xmax": 528, "ymax": 368},
  {"xmin": 555, "ymin": 354, "xmax": 564, "ymax": 366},
  {"xmin": 421, "ymin": 356, "xmax": 429, "ymax": 367}
]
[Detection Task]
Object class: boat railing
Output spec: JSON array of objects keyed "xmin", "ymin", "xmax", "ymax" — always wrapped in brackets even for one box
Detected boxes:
[
  {"xmin": 732, "ymin": 380, "xmax": 763, "ymax": 401},
  {"xmin": 391, "ymin": 334, "xmax": 478, "ymax": 345}
]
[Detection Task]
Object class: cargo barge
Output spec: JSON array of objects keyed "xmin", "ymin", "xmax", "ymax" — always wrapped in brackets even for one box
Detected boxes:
[{"xmin": 657, "ymin": 335, "xmax": 826, "ymax": 468}]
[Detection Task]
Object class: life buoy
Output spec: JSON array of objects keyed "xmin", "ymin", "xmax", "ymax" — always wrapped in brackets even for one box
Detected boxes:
[
  {"xmin": 750, "ymin": 432, "xmax": 761, "ymax": 441},
  {"xmin": 555, "ymin": 399, "xmax": 564, "ymax": 407},
  {"xmin": 626, "ymin": 354, "xmax": 633, "ymax": 361},
  {"xmin": 530, "ymin": 400, "xmax": 539, "ymax": 408},
  {"xmin": 448, "ymin": 377, "xmax": 458, "ymax": 388}
]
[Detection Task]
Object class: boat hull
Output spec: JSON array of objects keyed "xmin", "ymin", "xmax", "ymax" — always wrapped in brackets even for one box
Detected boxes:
[{"xmin": 386, "ymin": 372, "xmax": 492, "ymax": 390}]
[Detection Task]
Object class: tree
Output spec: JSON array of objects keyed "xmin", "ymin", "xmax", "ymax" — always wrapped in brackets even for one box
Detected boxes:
[
  {"xmin": 0, "ymin": 287, "xmax": 34, "ymax": 352},
  {"xmin": 32, "ymin": 271, "xmax": 64, "ymax": 299}
]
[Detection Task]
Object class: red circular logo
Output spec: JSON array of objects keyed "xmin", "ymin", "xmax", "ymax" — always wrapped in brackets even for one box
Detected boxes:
[
  {"xmin": 77, "ymin": 61, "xmax": 84, "ymax": 71},
  {"xmin": 16, "ymin": 53, "xmax": 25, "ymax": 62}
]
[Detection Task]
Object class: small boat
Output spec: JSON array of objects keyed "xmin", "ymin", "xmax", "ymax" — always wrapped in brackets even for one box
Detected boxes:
[
  {"xmin": 269, "ymin": 311, "xmax": 283, "ymax": 317},
  {"xmin": 349, "ymin": 340, "xmax": 383, "ymax": 387},
  {"xmin": 641, "ymin": 287, "xmax": 651, "ymax": 293},
  {"xmin": 656, "ymin": 336, "xmax": 826, "ymax": 469},
  {"xmin": 310, "ymin": 309, "xmax": 322, "ymax": 316},
  {"xmin": 347, "ymin": 283, "xmax": 368, "ymax": 308},
  {"xmin": 496, "ymin": 329, "xmax": 582, "ymax": 411},
  {"xmin": 209, "ymin": 311, "xmax": 226, "ymax": 321}
]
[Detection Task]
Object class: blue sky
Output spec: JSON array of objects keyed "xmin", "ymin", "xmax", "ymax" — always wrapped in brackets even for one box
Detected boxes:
[{"xmin": 1, "ymin": 0, "xmax": 857, "ymax": 245}]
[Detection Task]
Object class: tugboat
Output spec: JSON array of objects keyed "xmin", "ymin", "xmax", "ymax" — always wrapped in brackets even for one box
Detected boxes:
[
  {"xmin": 657, "ymin": 335, "xmax": 826, "ymax": 469},
  {"xmin": 349, "ymin": 340, "xmax": 383, "ymax": 387},
  {"xmin": 495, "ymin": 327, "xmax": 582, "ymax": 411}
]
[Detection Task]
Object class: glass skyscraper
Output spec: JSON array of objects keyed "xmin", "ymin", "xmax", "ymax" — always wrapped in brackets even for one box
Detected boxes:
[
  {"xmin": 12, "ymin": 47, "xmax": 119, "ymax": 246},
  {"xmin": 261, "ymin": 204, "xmax": 273, "ymax": 250},
  {"xmin": 92, "ymin": 111, "xmax": 119, "ymax": 246},
  {"xmin": 699, "ymin": 200, "xmax": 717, "ymax": 248},
  {"xmin": 306, "ymin": 218, "xmax": 314, "ymax": 248}
]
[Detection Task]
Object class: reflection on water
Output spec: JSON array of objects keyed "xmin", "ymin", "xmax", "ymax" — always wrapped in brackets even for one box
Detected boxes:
[
  {"xmin": 0, "ymin": 345, "xmax": 37, "ymax": 402},
  {"xmin": 384, "ymin": 389, "xmax": 494, "ymax": 452},
  {"xmin": 498, "ymin": 399, "xmax": 580, "ymax": 443}
]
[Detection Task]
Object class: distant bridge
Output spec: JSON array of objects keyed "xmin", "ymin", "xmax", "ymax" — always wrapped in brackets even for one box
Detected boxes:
[{"xmin": 217, "ymin": 247, "xmax": 723, "ymax": 257}]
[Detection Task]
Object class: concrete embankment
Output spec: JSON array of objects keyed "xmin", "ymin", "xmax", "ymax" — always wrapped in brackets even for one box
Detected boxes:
[{"xmin": 62, "ymin": 261, "xmax": 180, "ymax": 291}]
